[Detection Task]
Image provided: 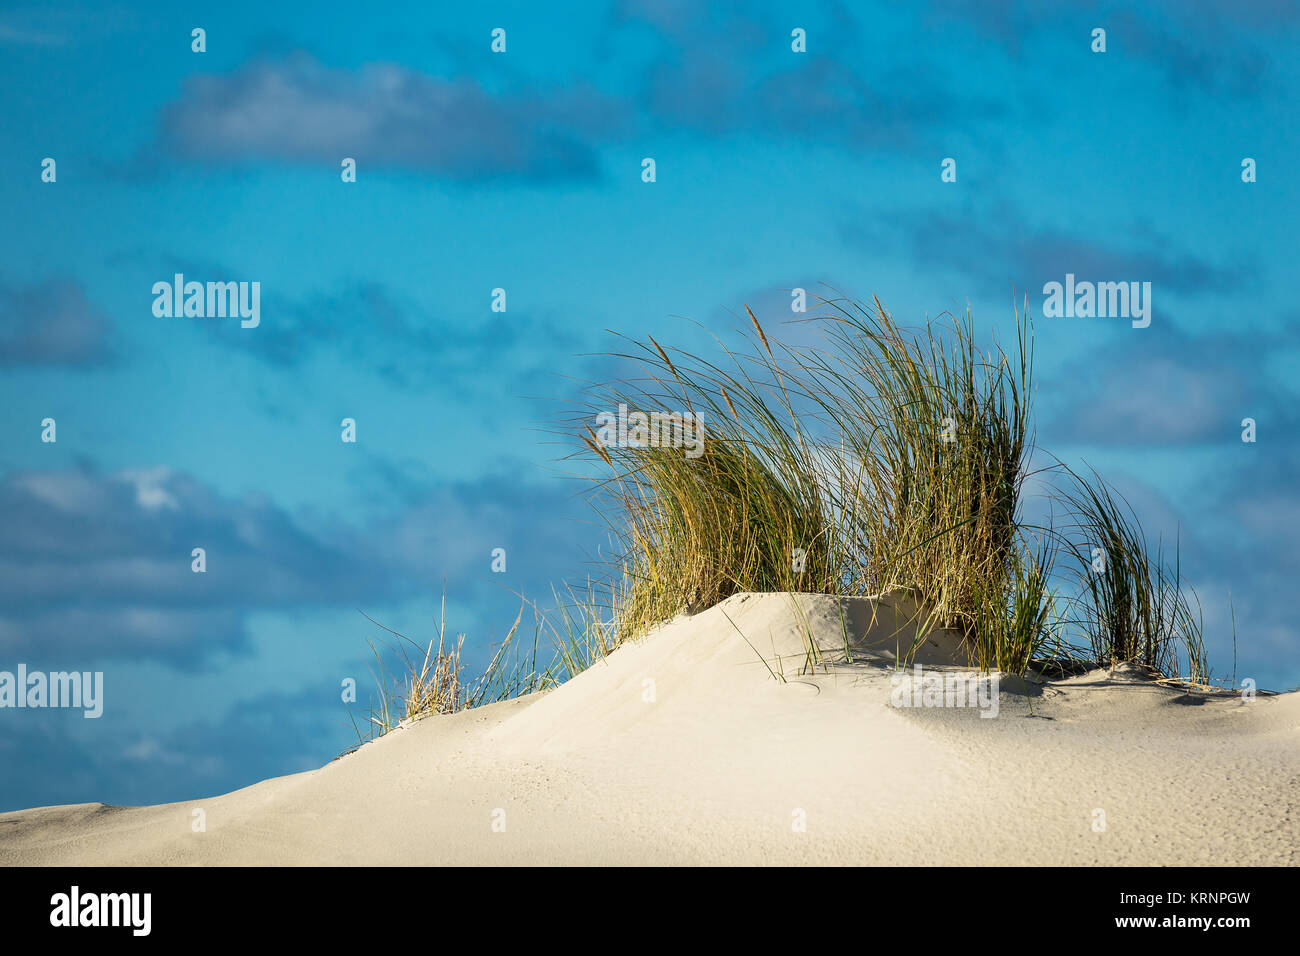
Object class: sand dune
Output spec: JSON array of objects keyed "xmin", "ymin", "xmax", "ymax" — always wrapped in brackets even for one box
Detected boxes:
[{"xmin": 2, "ymin": 592, "xmax": 1296, "ymax": 866}]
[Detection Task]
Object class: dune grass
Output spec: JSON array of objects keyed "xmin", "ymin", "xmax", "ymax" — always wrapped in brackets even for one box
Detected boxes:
[
  {"xmin": 798, "ymin": 297, "xmax": 1038, "ymax": 666},
  {"xmin": 576, "ymin": 294, "xmax": 1066, "ymax": 675},
  {"xmin": 578, "ymin": 319, "xmax": 851, "ymax": 644},
  {"xmin": 349, "ymin": 581, "xmax": 627, "ymax": 745},
  {"xmin": 969, "ymin": 541, "xmax": 1059, "ymax": 675},
  {"xmin": 352, "ymin": 596, "xmax": 559, "ymax": 743},
  {"xmin": 1055, "ymin": 467, "xmax": 1209, "ymax": 684},
  {"xmin": 351, "ymin": 291, "xmax": 1222, "ymax": 744},
  {"xmin": 573, "ymin": 291, "xmax": 1212, "ymax": 683}
]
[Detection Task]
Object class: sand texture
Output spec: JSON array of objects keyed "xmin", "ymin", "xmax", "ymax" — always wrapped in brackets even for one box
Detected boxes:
[{"xmin": 2, "ymin": 592, "xmax": 1296, "ymax": 866}]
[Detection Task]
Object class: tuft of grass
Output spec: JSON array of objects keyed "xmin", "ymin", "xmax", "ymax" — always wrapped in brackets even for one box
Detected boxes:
[
  {"xmin": 575, "ymin": 293, "xmax": 1057, "ymax": 674},
  {"xmin": 350, "ymin": 595, "xmax": 557, "ymax": 745},
  {"xmin": 577, "ymin": 311, "xmax": 851, "ymax": 645},
  {"xmin": 1055, "ymin": 467, "xmax": 1209, "ymax": 683},
  {"xmin": 570, "ymin": 293, "xmax": 1222, "ymax": 682},
  {"xmin": 351, "ymin": 289, "xmax": 1230, "ymax": 752},
  {"xmin": 969, "ymin": 541, "xmax": 1058, "ymax": 675},
  {"xmin": 531, "ymin": 581, "xmax": 619, "ymax": 681},
  {"xmin": 801, "ymin": 295, "xmax": 1033, "ymax": 643}
]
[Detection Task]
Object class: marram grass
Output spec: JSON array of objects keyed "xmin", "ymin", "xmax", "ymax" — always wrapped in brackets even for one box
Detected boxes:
[
  {"xmin": 797, "ymin": 296, "xmax": 1034, "ymax": 654},
  {"xmin": 578, "ymin": 316, "xmax": 848, "ymax": 644},
  {"xmin": 1054, "ymin": 465, "xmax": 1209, "ymax": 684},
  {"xmin": 573, "ymin": 292, "xmax": 1212, "ymax": 683},
  {"xmin": 351, "ymin": 292, "xmax": 1224, "ymax": 744}
]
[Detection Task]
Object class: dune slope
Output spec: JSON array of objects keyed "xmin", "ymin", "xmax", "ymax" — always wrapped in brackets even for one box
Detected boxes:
[{"xmin": 2, "ymin": 592, "xmax": 1296, "ymax": 865}]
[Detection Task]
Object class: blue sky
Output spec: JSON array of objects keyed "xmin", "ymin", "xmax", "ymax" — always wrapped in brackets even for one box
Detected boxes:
[{"xmin": 1, "ymin": 0, "xmax": 1297, "ymax": 810}]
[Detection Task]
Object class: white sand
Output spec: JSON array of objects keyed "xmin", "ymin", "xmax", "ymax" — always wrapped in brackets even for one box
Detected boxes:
[{"xmin": 2, "ymin": 592, "xmax": 1296, "ymax": 865}]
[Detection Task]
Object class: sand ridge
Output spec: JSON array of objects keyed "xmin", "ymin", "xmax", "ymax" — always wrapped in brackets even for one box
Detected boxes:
[{"xmin": 1, "ymin": 593, "xmax": 1295, "ymax": 866}]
